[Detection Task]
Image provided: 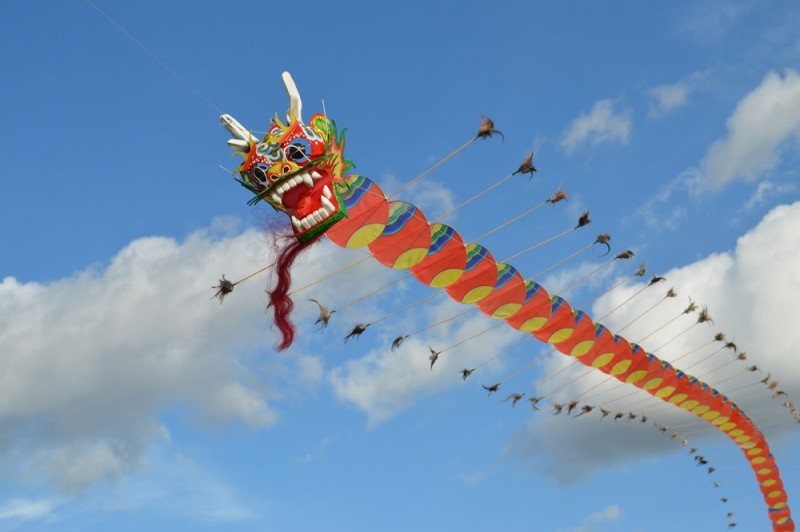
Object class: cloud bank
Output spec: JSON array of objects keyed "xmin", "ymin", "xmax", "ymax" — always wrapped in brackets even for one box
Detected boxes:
[
  {"xmin": 507, "ymin": 201, "xmax": 800, "ymax": 483},
  {"xmin": 0, "ymin": 219, "xmax": 370, "ymax": 493}
]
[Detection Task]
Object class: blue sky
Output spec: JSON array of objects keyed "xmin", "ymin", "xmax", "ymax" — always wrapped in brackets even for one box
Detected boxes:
[{"xmin": 1, "ymin": 1, "xmax": 800, "ymax": 531}]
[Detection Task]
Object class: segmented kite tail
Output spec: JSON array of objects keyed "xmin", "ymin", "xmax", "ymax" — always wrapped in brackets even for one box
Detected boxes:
[{"xmin": 267, "ymin": 232, "xmax": 321, "ymax": 351}]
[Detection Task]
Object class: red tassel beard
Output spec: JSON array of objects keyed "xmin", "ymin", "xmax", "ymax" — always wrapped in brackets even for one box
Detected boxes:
[{"xmin": 267, "ymin": 229, "xmax": 321, "ymax": 351}]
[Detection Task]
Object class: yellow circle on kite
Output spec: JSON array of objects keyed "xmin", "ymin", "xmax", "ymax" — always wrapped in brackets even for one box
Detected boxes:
[
  {"xmin": 728, "ymin": 429, "xmax": 744, "ymax": 437},
  {"xmin": 570, "ymin": 340, "xmax": 594, "ymax": 358},
  {"xmin": 752, "ymin": 457, "xmax": 767, "ymax": 465},
  {"xmin": 609, "ymin": 359, "xmax": 631, "ymax": 375},
  {"xmin": 680, "ymin": 399, "xmax": 700, "ymax": 410},
  {"xmin": 462, "ymin": 286, "xmax": 494, "ymax": 304},
  {"xmin": 758, "ymin": 467, "xmax": 773, "ymax": 476},
  {"xmin": 643, "ymin": 378, "xmax": 663, "ymax": 390},
  {"xmin": 702, "ymin": 410, "xmax": 720, "ymax": 420},
  {"xmin": 773, "ymin": 502, "xmax": 787, "ymax": 510},
  {"xmin": 655, "ymin": 386, "xmax": 675, "ymax": 398},
  {"xmin": 626, "ymin": 370, "xmax": 647, "ymax": 384},
  {"xmin": 763, "ymin": 479, "xmax": 777, "ymax": 487},
  {"xmin": 346, "ymin": 223, "xmax": 386, "ymax": 248},
  {"xmin": 777, "ymin": 517, "xmax": 790, "ymax": 525},
  {"xmin": 747, "ymin": 447, "xmax": 763, "ymax": 456},
  {"xmin": 767, "ymin": 490, "xmax": 783, "ymax": 498},
  {"xmin": 720, "ymin": 422, "xmax": 737, "ymax": 431},
  {"xmin": 712, "ymin": 416, "xmax": 729, "ymax": 426},
  {"xmin": 547, "ymin": 328, "xmax": 574, "ymax": 344},
  {"xmin": 691, "ymin": 405, "xmax": 710, "ymax": 415},
  {"xmin": 592, "ymin": 353, "xmax": 615, "ymax": 368},
  {"xmin": 492, "ymin": 302, "xmax": 522, "ymax": 319},
  {"xmin": 520, "ymin": 317, "xmax": 548, "ymax": 332},
  {"xmin": 669, "ymin": 393, "xmax": 688, "ymax": 404},
  {"xmin": 429, "ymin": 268, "xmax": 464, "ymax": 288},
  {"xmin": 734, "ymin": 435, "xmax": 750, "ymax": 444},
  {"xmin": 392, "ymin": 248, "xmax": 429, "ymax": 269}
]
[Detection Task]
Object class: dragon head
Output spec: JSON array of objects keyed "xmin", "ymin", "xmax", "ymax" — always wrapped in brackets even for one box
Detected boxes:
[{"xmin": 221, "ymin": 72, "xmax": 351, "ymax": 242}]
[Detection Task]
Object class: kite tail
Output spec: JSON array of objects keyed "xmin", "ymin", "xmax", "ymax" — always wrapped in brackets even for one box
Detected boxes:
[{"xmin": 267, "ymin": 231, "xmax": 320, "ymax": 351}]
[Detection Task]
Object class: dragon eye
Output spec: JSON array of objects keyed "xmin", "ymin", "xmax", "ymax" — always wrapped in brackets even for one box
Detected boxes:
[
  {"xmin": 250, "ymin": 164, "xmax": 269, "ymax": 183},
  {"xmin": 285, "ymin": 138, "xmax": 311, "ymax": 163}
]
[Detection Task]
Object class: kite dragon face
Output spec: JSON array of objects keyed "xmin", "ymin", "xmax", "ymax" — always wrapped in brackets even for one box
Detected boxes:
[{"xmin": 221, "ymin": 73, "xmax": 351, "ymax": 242}]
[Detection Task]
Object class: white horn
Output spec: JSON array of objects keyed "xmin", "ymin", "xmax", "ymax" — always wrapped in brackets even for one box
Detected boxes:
[
  {"xmin": 282, "ymin": 71, "xmax": 303, "ymax": 123},
  {"xmin": 220, "ymin": 113, "xmax": 256, "ymax": 151}
]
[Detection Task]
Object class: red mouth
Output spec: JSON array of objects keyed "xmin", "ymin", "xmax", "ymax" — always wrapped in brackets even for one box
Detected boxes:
[{"xmin": 268, "ymin": 167, "xmax": 341, "ymax": 236}]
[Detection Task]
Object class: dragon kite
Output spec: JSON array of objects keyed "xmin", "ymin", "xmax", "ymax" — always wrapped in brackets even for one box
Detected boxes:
[{"xmin": 219, "ymin": 72, "xmax": 794, "ymax": 531}]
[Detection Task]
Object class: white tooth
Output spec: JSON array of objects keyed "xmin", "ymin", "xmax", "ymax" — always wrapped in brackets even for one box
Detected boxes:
[
  {"xmin": 311, "ymin": 170, "xmax": 323, "ymax": 180},
  {"xmin": 291, "ymin": 215, "xmax": 301, "ymax": 230},
  {"xmin": 322, "ymin": 185, "xmax": 332, "ymax": 199},
  {"xmin": 302, "ymin": 172, "xmax": 314, "ymax": 188},
  {"xmin": 290, "ymin": 176, "xmax": 301, "ymax": 187},
  {"xmin": 271, "ymin": 192, "xmax": 281, "ymax": 204},
  {"xmin": 321, "ymin": 195, "xmax": 335, "ymax": 212},
  {"xmin": 300, "ymin": 218, "xmax": 311, "ymax": 230},
  {"xmin": 311, "ymin": 211, "xmax": 323, "ymax": 223}
]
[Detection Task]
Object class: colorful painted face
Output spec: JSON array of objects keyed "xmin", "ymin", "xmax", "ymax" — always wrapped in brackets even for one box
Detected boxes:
[{"xmin": 236, "ymin": 113, "xmax": 350, "ymax": 242}]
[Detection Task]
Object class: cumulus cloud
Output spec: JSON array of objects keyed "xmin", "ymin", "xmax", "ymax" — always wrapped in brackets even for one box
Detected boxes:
[
  {"xmin": 700, "ymin": 69, "xmax": 800, "ymax": 188},
  {"xmin": 0, "ymin": 219, "xmax": 381, "ymax": 493},
  {"xmin": 647, "ymin": 71, "xmax": 710, "ymax": 118},
  {"xmin": 329, "ymin": 298, "xmax": 520, "ymax": 427},
  {"xmin": 561, "ymin": 100, "xmax": 632, "ymax": 155},
  {"xmin": 507, "ymin": 201, "xmax": 800, "ymax": 483}
]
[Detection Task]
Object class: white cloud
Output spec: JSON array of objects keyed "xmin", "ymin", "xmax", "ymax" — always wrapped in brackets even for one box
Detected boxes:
[
  {"xmin": 0, "ymin": 220, "xmax": 376, "ymax": 493},
  {"xmin": 743, "ymin": 180, "xmax": 796, "ymax": 210},
  {"xmin": 507, "ymin": 201, "xmax": 800, "ymax": 483},
  {"xmin": 85, "ymin": 446, "xmax": 258, "ymax": 524},
  {"xmin": 0, "ymin": 498, "xmax": 59, "ymax": 522},
  {"xmin": 631, "ymin": 169, "xmax": 697, "ymax": 232},
  {"xmin": 647, "ymin": 71, "xmax": 710, "ymax": 118},
  {"xmin": 456, "ymin": 469, "xmax": 489, "ymax": 485},
  {"xmin": 677, "ymin": 0, "xmax": 752, "ymax": 45},
  {"xmin": 375, "ymin": 171, "xmax": 457, "ymax": 221},
  {"xmin": 561, "ymin": 99, "xmax": 632, "ymax": 155},
  {"xmin": 648, "ymin": 83, "xmax": 690, "ymax": 117},
  {"xmin": 201, "ymin": 382, "xmax": 278, "ymax": 428},
  {"xmin": 557, "ymin": 504, "xmax": 623, "ymax": 532},
  {"xmin": 302, "ymin": 434, "xmax": 338, "ymax": 464},
  {"xmin": 700, "ymin": 69, "xmax": 800, "ymax": 188},
  {"xmin": 329, "ymin": 298, "xmax": 520, "ymax": 427}
]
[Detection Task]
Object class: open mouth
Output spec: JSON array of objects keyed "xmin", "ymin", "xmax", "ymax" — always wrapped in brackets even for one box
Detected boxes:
[{"xmin": 267, "ymin": 166, "xmax": 344, "ymax": 238}]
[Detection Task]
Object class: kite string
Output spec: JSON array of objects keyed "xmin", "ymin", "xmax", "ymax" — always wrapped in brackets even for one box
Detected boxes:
[
  {"xmin": 233, "ymin": 260, "xmax": 277, "ymax": 286},
  {"xmin": 84, "ymin": 0, "xmax": 224, "ymax": 115},
  {"xmin": 433, "ymin": 171, "xmax": 515, "ymax": 222},
  {"xmin": 389, "ymin": 137, "xmax": 476, "ymax": 197}
]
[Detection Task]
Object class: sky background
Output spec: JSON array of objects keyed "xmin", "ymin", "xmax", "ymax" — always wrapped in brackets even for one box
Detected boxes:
[{"xmin": 1, "ymin": 1, "xmax": 800, "ymax": 531}]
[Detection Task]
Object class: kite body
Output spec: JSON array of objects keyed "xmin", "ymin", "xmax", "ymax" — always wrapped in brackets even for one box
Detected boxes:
[{"xmin": 221, "ymin": 72, "xmax": 793, "ymax": 531}]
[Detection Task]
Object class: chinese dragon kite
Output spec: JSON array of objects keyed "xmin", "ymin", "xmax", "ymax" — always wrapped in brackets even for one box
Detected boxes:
[{"xmin": 220, "ymin": 72, "xmax": 793, "ymax": 531}]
